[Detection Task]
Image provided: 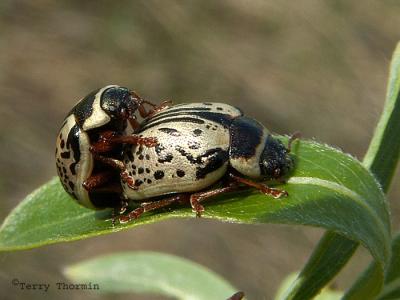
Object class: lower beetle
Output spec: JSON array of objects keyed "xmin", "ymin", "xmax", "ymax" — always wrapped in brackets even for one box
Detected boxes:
[
  {"xmin": 119, "ymin": 102, "xmax": 298, "ymax": 223},
  {"xmin": 55, "ymin": 85, "xmax": 170, "ymax": 210}
]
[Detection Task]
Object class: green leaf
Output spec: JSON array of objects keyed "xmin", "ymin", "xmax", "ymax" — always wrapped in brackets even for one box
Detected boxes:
[
  {"xmin": 363, "ymin": 42, "xmax": 400, "ymax": 192},
  {"xmin": 64, "ymin": 251, "xmax": 238, "ymax": 300},
  {"xmin": 274, "ymin": 272, "xmax": 343, "ymax": 300},
  {"xmin": 285, "ymin": 41, "xmax": 400, "ymax": 300},
  {"xmin": 0, "ymin": 139, "xmax": 391, "ymax": 273},
  {"xmin": 345, "ymin": 233, "xmax": 400, "ymax": 300},
  {"xmin": 279, "ymin": 231, "xmax": 357, "ymax": 300}
]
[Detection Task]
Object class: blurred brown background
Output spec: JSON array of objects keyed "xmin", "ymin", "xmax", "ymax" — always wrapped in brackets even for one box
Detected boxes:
[{"xmin": 1, "ymin": 1, "xmax": 400, "ymax": 299}]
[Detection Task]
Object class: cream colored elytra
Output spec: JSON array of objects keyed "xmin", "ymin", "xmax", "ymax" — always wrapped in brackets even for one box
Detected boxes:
[{"xmin": 122, "ymin": 102, "xmax": 243, "ymax": 200}]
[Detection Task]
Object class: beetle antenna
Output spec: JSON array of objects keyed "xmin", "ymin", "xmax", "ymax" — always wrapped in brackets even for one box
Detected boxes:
[
  {"xmin": 129, "ymin": 90, "xmax": 144, "ymax": 103},
  {"xmin": 288, "ymin": 131, "xmax": 301, "ymax": 152}
]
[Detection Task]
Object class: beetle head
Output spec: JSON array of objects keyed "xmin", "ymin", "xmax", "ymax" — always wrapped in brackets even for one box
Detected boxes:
[
  {"xmin": 101, "ymin": 86, "xmax": 138, "ymax": 120},
  {"xmin": 259, "ymin": 135, "xmax": 294, "ymax": 180}
]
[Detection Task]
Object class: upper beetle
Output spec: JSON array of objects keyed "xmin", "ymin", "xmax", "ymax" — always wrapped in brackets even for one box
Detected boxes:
[
  {"xmin": 119, "ymin": 102, "xmax": 298, "ymax": 223},
  {"xmin": 55, "ymin": 85, "xmax": 169, "ymax": 210}
]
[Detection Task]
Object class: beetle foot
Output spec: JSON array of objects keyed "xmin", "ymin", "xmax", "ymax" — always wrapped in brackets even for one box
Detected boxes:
[
  {"xmin": 190, "ymin": 197, "xmax": 205, "ymax": 217},
  {"xmin": 259, "ymin": 185, "xmax": 288, "ymax": 198}
]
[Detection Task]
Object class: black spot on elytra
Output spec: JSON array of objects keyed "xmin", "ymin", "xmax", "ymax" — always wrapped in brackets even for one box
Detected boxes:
[
  {"xmin": 138, "ymin": 167, "xmax": 144, "ymax": 174},
  {"xmin": 69, "ymin": 163, "xmax": 76, "ymax": 175},
  {"xmin": 138, "ymin": 154, "xmax": 144, "ymax": 160},
  {"xmin": 158, "ymin": 153, "xmax": 173, "ymax": 163},
  {"xmin": 154, "ymin": 170, "xmax": 164, "ymax": 180},
  {"xmin": 60, "ymin": 139, "xmax": 65, "ymax": 148},
  {"xmin": 216, "ymin": 107, "xmax": 223, "ymax": 111},
  {"xmin": 136, "ymin": 146, "xmax": 143, "ymax": 155},
  {"xmin": 132, "ymin": 170, "xmax": 136, "ymax": 175},
  {"xmin": 193, "ymin": 129, "xmax": 202, "ymax": 136},
  {"xmin": 196, "ymin": 150, "xmax": 229, "ymax": 179},
  {"xmin": 158, "ymin": 127, "xmax": 181, "ymax": 137},
  {"xmin": 132, "ymin": 165, "xmax": 137, "ymax": 169},
  {"xmin": 145, "ymin": 154, "xmax": 150, "ymax": 160},
  {"xmin": 62, "ymin": 167, "xmax": 67, "ymax": 174},
  {"xmin": 147, "ymin": 179, "xmax": 152, "ymax": 184},
  {"xmin": 206, "ymin": 125, "xmax": 211, "ymax": 129},
  {"xmin": 68, "ymin": 181, "xmax": 75, "ymax": 190},
  {"xmin": 176, "ymin": 169, "xmax": 185, "ymax": 177},
  {"xmin": 146, "ymin": 168, "xmax": 150, "ymax": 173},
  {"xmin": 61, "ymin": 151, "xmax": 71, "ymax": 159},
  {"xmin": 134, "ymin": 179, "xmax": 143, "ymax": 187},
  {"xmin": 188, "ymin": 141, "xmax": 200, "ymax": 150}
]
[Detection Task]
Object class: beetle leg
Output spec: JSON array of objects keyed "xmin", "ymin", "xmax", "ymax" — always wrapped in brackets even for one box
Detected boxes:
[
  {"xmin": 105, "ymin": 134, "xmax": 158, "ymax": 147},
  {"xmin": 90, "ymin": 131, "xmax": 158, "ymax": 154},
  {"xmin": 111, "ymin": 199, "xmax": 129, "ymax": 226},
  {"xmin": 92, "ymin": 154, "xmax": 136, "ymax": 188},
  {"xmin": 229, "ymin": 173, "xmax": 288, "ymax": 198},
  {"xmin": 82, "ymin": 171, "xmax": 115, "ymax": 191},
  {"xmin": 189, "ymin": 183, "xmax": 243, "ymax": 217},
  {"xmin": 119, "ymin": 194, "xmax": 190, "ymax": 223}
]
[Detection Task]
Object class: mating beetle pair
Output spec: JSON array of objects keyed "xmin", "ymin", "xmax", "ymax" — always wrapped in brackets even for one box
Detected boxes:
[{"xmin": 55, "ymin": 86, "xmax": 297, "ymax": 223}]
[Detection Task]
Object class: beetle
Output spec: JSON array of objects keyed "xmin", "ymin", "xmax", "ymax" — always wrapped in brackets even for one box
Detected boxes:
[
  {"xmin": 55, "ymin": 85, "xmax": 170, "ymax": 210},
  {"xmin": 119, "ymin": 102, "xmax": 298, "ymax": 223}
]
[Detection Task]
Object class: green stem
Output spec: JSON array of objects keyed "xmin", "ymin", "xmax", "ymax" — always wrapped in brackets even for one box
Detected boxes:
[
  {"xmin": 283, "ymin": 42, "xmax": 400, "ymax": 300},
  {"xmin": 343, "ymin": 42, "xmax": 400, "ymax": 300}
]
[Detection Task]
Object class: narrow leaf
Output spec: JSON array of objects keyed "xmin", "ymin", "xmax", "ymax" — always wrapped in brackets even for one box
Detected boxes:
[
  {"xmin": 351, "ymin": 233, "xmax": 400, "ymax": 300},
  {"xmin": 343, "ymin": 41, "xmax": 400, "ymax": 299},
  {"xmin": 286, "ymin": 41, "xmax": 400, "ymax": 300},
  {"xmin": 274, "ymin": 272, "xmax": 342, "ymax": 300},
  {"xmin": 64, "ymin": 251, "xmax": 238, "ymax": 300},
  {"xmin": 0, "ymin": 139, "xmax": 391, "ymax": 279}
]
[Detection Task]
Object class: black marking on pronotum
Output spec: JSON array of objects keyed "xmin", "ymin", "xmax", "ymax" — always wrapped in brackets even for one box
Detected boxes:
[
  {"xmin": 230, "ymin": 116, "xmax": 264, "ymax": 159},
  {"xmin": 69, "ymin": 89, "xmax": 98, "ymax": 127},
  {"xmin": 66, "ymin": 124, "xmax": 81, "ymax": 175},
  {"xmin": 140, "ymin": 117, "xmax": 205, "ymax": 131},
  {"xmin": 196, "ymin": 149, "xmax": 229, "ymax": 179},
  {"xmin": 158, "ymin": 127, "xmax": 181, "ymax": 136}
]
